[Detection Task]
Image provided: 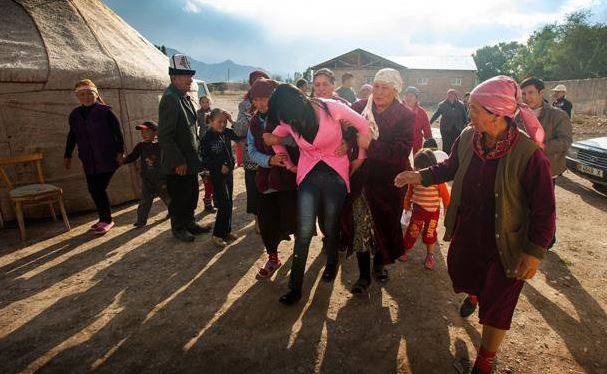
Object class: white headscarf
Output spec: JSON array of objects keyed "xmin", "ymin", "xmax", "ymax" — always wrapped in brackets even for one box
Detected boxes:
[{"xmin": 361, "ymin": 68, "xmax": 403, "ymax": 139}]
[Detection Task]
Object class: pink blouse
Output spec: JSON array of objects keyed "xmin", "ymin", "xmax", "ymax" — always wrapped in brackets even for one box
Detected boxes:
[{"xmin": 272, "ymin": 99, "xmax": 370, "ymax": 191}]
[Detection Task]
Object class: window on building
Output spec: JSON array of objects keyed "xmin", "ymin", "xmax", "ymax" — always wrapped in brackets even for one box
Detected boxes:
[
  {"xmin": 364, "ymin": 76, "xmax": 374, "ymax": 84},
  {"xmin": 417, "ymin": 77, "xmax": 429, "ymax": 86},
  {"xmin": 451, "ymin": 78, "xmax": 462, "ymax": 86}
]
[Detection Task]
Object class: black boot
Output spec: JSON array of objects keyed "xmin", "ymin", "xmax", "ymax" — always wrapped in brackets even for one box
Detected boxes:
[
  {"xmin": 173, "ymin": 229, "xmax": 195, "ymax": 242},
  {"xmin": 186, "ymin": 222, "xmax": 212, "ymax": 235},
  {"xmin": 351, "ymin": 252, "xmax": 372, "ymax": 294},
  {"xmin": 373, "ymin": 253, "xmax": 389, "ymax": 283},
  {"xmin": 322, "ymin": 262, "xmax": 338, "ymax": 282},
  {"xmin": 279, "ymin": 289, "xmax": 302, "ymax": 305},
  {"xmin": 133, "ymin": 220, "xmax": 146, "ymax": 228}
]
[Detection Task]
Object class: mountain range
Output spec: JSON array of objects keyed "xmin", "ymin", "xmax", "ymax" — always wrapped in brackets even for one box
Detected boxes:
[{"xmin": 166, "ymin": 47, "xmax": 267, "ymax": 83}]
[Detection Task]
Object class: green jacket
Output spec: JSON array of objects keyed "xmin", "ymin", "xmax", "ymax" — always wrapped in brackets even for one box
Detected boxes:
[
  {"xmin": 421, "ymin": 127, "xmax": 546, "ymax": 278},
  {"xmin": 335, "ymin": 86, "xmax": 357, "ymax": 104},
  {"xmin": 157, "ymin": 84, "xmax": 202, "ymax": 175}
]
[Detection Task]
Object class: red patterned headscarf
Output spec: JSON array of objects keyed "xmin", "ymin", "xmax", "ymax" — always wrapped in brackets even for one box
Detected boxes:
[{"xmin": 470, "ymin": 75, "xmax": 544, "ymax": 147}]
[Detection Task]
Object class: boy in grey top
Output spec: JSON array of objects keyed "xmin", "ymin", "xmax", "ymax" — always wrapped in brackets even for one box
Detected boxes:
[
  {"xmin": 123, "ymin": 121, "xmax": 170, "ymax": 227},
  {"xmin": 520, "ymin": 77, "xmax": 573, "ymax": 178}
]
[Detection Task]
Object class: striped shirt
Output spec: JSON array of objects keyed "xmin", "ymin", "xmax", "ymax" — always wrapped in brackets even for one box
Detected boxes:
[{"xmin": 404, "ymin": 183, "xmax": 450, "ymax": 213}]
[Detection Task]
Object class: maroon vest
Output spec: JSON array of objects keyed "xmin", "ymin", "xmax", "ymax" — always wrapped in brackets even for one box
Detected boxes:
[{"xmin": 249, "ymin": 114, "xmax": 298, "ymax": 193}]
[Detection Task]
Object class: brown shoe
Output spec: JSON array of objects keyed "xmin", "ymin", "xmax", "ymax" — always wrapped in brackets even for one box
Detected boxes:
[{"xmin": 212, "ymin": 236, "xmax": 228, "ymax": 248}]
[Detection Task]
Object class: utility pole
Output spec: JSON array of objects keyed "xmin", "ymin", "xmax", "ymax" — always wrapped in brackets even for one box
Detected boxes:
[{"xmin": 227, "ymin": 68, "xmax": 230, "ymax": 82}]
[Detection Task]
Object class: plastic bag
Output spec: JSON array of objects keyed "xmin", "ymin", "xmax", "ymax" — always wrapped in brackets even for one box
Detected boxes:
[{"xmin": 400, "ymin": 209, "xmax": 412, "ymax": 227}]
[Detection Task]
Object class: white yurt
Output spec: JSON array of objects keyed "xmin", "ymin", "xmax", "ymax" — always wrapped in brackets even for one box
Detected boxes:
[{"xmin": 0, "ymin": 0, "xmax": 193, "ymax": 221}]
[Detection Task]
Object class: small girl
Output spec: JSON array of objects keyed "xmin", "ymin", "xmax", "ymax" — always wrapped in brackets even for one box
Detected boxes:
[
  {"xmin": 399, "ymin": 149, "xmax": 450, "ymax": 269},
  {"xmin": 197, "ymin": 95, "xmax": 212, "ymax": 137},
  {"xmin": 197, "ymin": 95, "xmax": 216, "ymax": 212},
  {"xmin": 64, "ymin": 79, "xmax": 125, "ymax": 235},
  {"xmin": 201, "ymin": 108, "xmax": 242, "ymax": 247}
]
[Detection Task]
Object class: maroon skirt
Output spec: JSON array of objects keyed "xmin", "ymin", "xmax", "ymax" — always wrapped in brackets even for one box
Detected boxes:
[{"xmin": 447, "ymin": 211, "xmax": 525, "ymax": 330}]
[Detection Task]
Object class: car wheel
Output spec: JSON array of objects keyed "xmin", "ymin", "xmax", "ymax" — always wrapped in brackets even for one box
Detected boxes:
[{"xmin": 592, "ymin": 183, "xmax": 607, "ymax": 196}]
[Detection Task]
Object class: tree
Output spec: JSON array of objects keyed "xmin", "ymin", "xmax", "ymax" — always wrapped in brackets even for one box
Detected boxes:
[
  {"xmin": 154, "ymin": 44, "xmax": 167, "ymax": 56},
  {"xmin": 551, "ymin": 11, "xmax": 607, "ymax": 79},
  {"xmin": 472, "ymin": 42, "xmax": 526, "ymax": 82},
  {"xmin": 303, "ymin": 67, "xmax": 313, "ymax": 82},
  {"xmin": 473, "ymin": 9, "xmax": 607, "ymax": 81},
  {"xmin": 517, "ymin": 24, "xmax": 559, "ymax": 80}
]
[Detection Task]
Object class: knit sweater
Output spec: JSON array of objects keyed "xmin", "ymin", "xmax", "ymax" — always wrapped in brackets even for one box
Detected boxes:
[{"xmin": 404, "ymin": 183, "xmax": 450, "ymax": 213}]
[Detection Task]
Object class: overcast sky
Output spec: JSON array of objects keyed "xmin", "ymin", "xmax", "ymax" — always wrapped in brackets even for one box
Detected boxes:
[{"xmin": 104, "ymin": 0, "xmax": 607, "ymax": 74}]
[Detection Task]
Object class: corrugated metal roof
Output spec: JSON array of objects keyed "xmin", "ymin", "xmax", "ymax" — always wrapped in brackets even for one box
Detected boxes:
[{"xmin": 387, "ymin": 55, "xmax": 477, "ymax": 71}]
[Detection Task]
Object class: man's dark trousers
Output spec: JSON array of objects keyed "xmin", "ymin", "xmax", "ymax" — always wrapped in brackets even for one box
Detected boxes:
[{"xmin": 166, "ymin": 174, "xmax": 199, "ymax": 232}]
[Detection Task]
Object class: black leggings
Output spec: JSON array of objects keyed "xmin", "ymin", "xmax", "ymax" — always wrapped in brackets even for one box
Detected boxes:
[
  {"xmin": 85, "ymin": 171, "xmax": 115, "ymax": 223},
  {"xmin": 244, "ymin": 169, "xmax": 260, "ymax": 215},
  {"xmin": 258, "ymin": 190, "xmax": 297, "ymax": 254}
]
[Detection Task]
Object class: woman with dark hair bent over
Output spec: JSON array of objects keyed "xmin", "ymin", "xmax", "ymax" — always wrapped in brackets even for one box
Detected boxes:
[{"xmin": 267, "ymin": 84, "xmax": 370, "ymax": 305}]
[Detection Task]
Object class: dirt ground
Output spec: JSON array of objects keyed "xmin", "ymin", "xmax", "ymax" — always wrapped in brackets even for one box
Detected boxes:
[{"xmin": 0, "ymin": 95, "xmax": 606, "ymax": 374}]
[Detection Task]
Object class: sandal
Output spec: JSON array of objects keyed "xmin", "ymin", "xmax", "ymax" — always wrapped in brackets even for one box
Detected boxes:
[
  {"xmin": 351, "ymin": 278, "xmax": 371, "ymax": 295},
  {"xmin": 94, "ymin": 222, "xmax": 114, "ymax": 235}
]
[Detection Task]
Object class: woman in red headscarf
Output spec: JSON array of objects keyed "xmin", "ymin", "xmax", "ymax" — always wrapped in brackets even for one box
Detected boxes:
[{"xmin": 394, "ymin": 76, "xmax": 554, "ymax": 374}]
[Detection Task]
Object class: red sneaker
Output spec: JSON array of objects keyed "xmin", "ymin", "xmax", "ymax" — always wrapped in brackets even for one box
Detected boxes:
[
  {"xmin": 258, "ymin": 257, "xmax": 281, "ymax": 278},
  {"xmin": 424, "ymin": 253, "xmax": 436, "ymax": 270}
]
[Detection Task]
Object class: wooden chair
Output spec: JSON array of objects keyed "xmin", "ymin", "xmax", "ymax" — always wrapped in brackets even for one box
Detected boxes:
[{"xmin": 0, "ymin": 153, "xmax": 70, "ymax": 241}]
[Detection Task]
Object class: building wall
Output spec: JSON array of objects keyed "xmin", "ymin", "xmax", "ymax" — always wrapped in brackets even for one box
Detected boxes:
[
  {"xmin": 208, "ymin": 82, "xmax": 249, "ymax": 94},
  {"xmin": 544, "ymin": 78, "xmax": 607, "ymax": 116},
  {"xmin": 324, "ymin": 67, "xmax": 476, "ymax": 105},
  {"xmin": 404, "ymin": 69, "xmax": 476, "ymax": 105}
]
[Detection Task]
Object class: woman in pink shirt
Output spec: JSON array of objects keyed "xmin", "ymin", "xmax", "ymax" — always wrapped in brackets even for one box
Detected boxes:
[
  {"xmin": 404, "ymin": 86, "xmax": 433, "ymax": 154},
  {"xmin": 266, "ymin": 84, "xmax": 371, "ymax": 305}
]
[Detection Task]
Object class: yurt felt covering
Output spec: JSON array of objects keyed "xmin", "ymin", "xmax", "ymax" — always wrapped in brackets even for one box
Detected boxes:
[{"xmin": 0, "ymin": 0, "xmax": 196, "ymax": 221}]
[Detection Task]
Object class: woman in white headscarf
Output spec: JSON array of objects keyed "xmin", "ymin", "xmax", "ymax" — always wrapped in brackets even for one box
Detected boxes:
[{"xmin": 340, "ymin": 68, "xmax": 415, "ymax": 294}]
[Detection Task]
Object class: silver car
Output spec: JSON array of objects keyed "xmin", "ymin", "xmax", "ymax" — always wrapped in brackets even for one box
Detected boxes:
[{"xmin": 566, "ymin": 137, "xmax": 607, "ymax": 195}]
